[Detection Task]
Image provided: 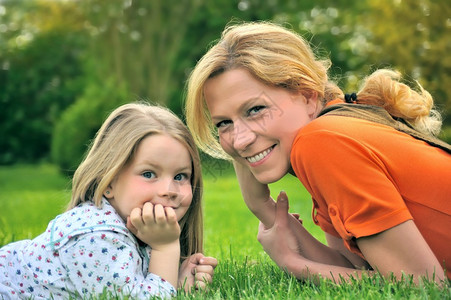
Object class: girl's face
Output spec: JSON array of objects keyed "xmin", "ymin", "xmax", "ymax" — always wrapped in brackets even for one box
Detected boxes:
[
  {"xmin": 107, "ymin": 134, "xmax": 193, "ymax": 222},
  {"xmin": 204, "ymin": 68, "xmax": 318, "ymax": 184}
]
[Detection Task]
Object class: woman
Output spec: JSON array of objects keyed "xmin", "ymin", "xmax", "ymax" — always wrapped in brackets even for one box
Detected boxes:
[{"xmin": 184, "ymin": 21, "xmax": 450, "ymax": 284}]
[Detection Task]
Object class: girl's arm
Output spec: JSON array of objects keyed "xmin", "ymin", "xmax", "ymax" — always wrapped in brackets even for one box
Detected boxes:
[
  {"xmin": 62, "ymin": 232, "xmax": 177, "ymax": 298},
  {"xmin": 234, "ymin": 162, "xmax": 356, "ymax": 268},
  {"xmin": 128, "ymin": 202, "xmax": 181, "ymax": 288}
]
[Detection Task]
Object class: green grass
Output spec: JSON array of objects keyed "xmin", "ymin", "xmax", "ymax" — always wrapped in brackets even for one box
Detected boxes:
[{"xmin": 0, "ymin": 164, "xmax": 449, "ymax": 299}]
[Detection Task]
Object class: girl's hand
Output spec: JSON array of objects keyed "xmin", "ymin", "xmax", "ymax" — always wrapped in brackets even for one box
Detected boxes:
[
  {"xmin": 178, "ymin": 253, "xmax": 218, "ymax": 292},
  {"xmin": 127, "ymin": 202, "xmax": 181, "ymax": 250}
]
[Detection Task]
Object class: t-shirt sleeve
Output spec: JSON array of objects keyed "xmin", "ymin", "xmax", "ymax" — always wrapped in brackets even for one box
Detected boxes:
[
  {"xmin": 59, "ymin": 232, "xmax": 176, "ymax": 299},
  {"xmin": 291, "ymin": 126, "xmax": 412, "ymax": 254}
]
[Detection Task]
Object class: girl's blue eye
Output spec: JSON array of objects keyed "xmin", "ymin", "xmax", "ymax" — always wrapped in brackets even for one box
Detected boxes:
[
  {"xmin": 142, "ymin": 171, "xmax": 155, "ymax": 179},
  {"xmin": 174, "ymin": 173, "xmax": 188, "ymax": 181}
]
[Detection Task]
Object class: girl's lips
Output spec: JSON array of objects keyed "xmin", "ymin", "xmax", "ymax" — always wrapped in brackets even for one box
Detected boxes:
[{"xmin": 246, "ymin": 145, "xmax": 275, "ymax": 163}]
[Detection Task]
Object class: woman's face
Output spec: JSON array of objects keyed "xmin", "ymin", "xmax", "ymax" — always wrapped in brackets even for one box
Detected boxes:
[{"xmin": 204, "ymin": 68, "xmax": 318, "ymax": 184}]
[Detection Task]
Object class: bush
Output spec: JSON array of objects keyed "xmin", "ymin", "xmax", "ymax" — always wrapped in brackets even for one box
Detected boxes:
[
  {"xmin": 51, "ymin": 78, "xmax": 129, "ymax": 174},
  {"xmin": 0, "ymin": 30, "xmax": 86, "ymax": 164}
]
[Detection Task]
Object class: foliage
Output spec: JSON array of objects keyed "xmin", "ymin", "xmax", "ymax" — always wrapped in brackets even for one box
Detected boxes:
[
  {"xmin": 0, "ymin": 0, "xmax": 87, "ymax": 164},
  {"xmin": 0, "ymin": 29, "xmax": 86, "ymax": 164},
  {"xmin": 440, "ymin": 126, "xmax": 451, "ymax": 144},
  {"xmin": 1, "ymin": 0, "xmax": 450, "ymax": 166},
  {"xmin": 359, "ymin": 0, "xmax": 451, "ymax": 125},
  {"xmin": 51, "ymin": 78, "xmax": 129, "ymax": 174},
  {"xmin": 77, "ymin": 0, "xmax": 205, "ymax": 108}
]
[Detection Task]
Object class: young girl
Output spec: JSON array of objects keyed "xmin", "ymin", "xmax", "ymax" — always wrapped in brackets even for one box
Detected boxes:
[
  {"xmin": 184, "ymin": 21, "xmax": 450, "ymax": 284},
  {"xmin": 0, "ymin": 102, "xmax": 217, "ymax": 299}
]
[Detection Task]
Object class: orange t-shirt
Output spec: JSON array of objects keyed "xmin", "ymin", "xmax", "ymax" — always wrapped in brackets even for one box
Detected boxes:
[{"xmin": 291, "ymin": 102, "xmax": 451, "ymax": 279}]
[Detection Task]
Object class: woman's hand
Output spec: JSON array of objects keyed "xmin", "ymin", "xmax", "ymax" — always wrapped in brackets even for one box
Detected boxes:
[
  {"xmin": 258, "ymin": 191, "xmax": 356, "ymax": 272},
  {"xmin": 178, "ymin": 253, "xmax": 218, "ymax": 292},
  {"xmin": 257, "ymin": 191, "xmax": 302, "ymax": 269},
  {"xmin": 127, "ymin": 202, "xmax": 180, "ymax": 250}
]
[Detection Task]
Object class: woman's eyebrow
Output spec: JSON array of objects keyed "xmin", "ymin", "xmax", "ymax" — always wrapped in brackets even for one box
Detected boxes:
[{"xmin": 210, "ymin": 96, "xmax": 264, "ymax": 121}]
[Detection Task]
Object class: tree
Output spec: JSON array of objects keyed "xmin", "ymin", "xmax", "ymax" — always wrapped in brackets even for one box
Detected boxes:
[
  {"xmin": 79, "ymin": 0, "xmax": 203, "ymax": 107},
  {"xmin": 359, "ymin": 0, "xmax": 451, "ymax": 125}
]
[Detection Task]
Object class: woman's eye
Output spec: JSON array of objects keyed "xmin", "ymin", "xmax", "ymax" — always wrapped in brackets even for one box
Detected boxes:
[
  {"xmin": 174, "ymin": 173, "xmax": 189, "ymax": 181},
  {"xmin": 215, "ymin": 120, "xmax": 232, "ymax": 129},
  {"xmin": 248, "ymin": 105, "xmax": 266, "ymax": 116},
  {"xmin": 142, "ymin": 171, "xmax": 155, "ymax": 179}
]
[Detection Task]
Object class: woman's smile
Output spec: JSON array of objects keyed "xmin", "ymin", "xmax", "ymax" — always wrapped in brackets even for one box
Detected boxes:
[{"xmin": 246, "ymin": 145, "xmax": 276, "ymax": 165}]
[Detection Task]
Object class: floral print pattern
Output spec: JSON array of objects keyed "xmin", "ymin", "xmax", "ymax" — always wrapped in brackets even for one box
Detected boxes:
[{"xmin": 0, "ymin": 199, "xmax": 176, "ymax": 299}]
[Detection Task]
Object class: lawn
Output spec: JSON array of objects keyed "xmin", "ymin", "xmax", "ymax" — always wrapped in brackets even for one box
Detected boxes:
[{"xmin": 0, "ymin": 163, "xmax": 449, "ymax": 299}]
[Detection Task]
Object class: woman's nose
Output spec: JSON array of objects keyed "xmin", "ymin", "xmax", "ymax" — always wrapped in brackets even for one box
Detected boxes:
[{"xmin": 232, "ymin": 120, "xmax": 257, "ymax": 151}]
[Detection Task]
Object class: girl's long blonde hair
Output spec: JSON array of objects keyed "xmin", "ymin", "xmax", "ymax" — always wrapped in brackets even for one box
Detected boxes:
[
  {"xmin": 70, "ymin": 102, "xmax": 203, "ymax": 258},
  {"xmin": 185, "ymin": 21, "xmax": 442, "ymax": 159}
]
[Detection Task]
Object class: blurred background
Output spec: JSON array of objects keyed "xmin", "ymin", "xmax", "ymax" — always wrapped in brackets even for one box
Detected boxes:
[{"xmin": 1, "ymin": 0, "xmax": 450, "ymax": 173}]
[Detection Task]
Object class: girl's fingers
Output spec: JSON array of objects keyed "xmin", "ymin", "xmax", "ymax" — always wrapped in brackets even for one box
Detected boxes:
[
  {"xmin": 153, "ymin": 204, "xmax": 166, "ymax": 223},
  {"xmin": 195, "ymin": 272, "xmax": 212, "ymax": 284},
  {"xmin": 129, "ymin": 207, "xmax": 143, "ymax": 228},
  {"xmin": 195, "ymin": 264, "xmax": 214, "ymax": 275},
  {"xmin": 199, "ymin": 256, "xmax": 218, "ymax": 268},
  {"xmin": 126, "ymin": 216, "xmax": 138, "ymax": 235},
  {"xmin": 164, "ymin": 206, "xmax": 177, "ymax": 224},
  {"xmin": 195, "ymin": 280, "xmax": 207, "ymax": 290},
  {"xmin": 137, "ymin": 203, "xmax": 178, "ymax": 225},
  {"xmin": 141, "ymin": 202, "xmax": 155, "ymax": 224}
]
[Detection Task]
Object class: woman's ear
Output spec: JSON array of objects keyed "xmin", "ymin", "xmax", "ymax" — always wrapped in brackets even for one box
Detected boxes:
[{"xmin": 304, "ymin": 91, "xmax": 320, "ymax": 119}]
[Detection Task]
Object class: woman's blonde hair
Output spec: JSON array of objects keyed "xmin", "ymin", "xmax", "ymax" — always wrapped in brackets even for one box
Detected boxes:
[
  {"xmin": 185, "ymin": 21, "xmax": 442, "ymax": 159},
  {"xmin": 70, "ymin": 102, "xmax": 203, "ymax": 258},
  {"xmin": 357, "ymin": 69, "xmax": 442, "ymax": 135}
]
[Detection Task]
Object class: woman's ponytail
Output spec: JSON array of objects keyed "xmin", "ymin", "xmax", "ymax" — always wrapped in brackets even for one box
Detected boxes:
[{"xmin": 357, "ymin": 69, "xmax": 442, "ymax": 136}]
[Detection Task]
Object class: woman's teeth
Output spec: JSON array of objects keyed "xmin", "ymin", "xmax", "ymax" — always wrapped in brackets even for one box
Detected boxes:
[{"xmin": 246, "ymin": 146, "xmax": 273, "ymax": 163}]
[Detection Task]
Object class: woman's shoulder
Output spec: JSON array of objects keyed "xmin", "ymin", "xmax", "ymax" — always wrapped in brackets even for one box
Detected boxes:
[{"xmin": 297, "ymin": 113, "xmax": 393, "ymax": 142}]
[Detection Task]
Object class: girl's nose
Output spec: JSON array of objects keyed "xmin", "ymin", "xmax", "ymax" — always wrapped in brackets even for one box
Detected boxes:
[
  {"xmin": 232, "ymin": 120, "xmax": 257, "ymax": 151},
  {"xmin": 157, "ymin": 179, "xmax": 178, "ymax": 201}
]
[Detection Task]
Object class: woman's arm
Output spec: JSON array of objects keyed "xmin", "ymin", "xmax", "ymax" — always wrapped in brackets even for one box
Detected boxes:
[
  {"xmin": 234, "ymin": 162, "xmax": 357, "ymax": 267},
  {"xmin": 325, "ymin": 233, "xmax": 371, "ymax": 269},
  {"xmin": 257, "ymin": 192, "xmax": 373, "ymax": 283},
  {"xmin": 257, "ymin": 192, "xmax": 357, "ymax": 268},
  {"xmin": 357, "ymin": 220, "xmax": 445, "ymax": 283},
  {"xmin": 233, "ymin": 161, "xmax": 275, "ymax": 226},
  {"xmin": 258, "ymin": 193, "xmax": 445, "ymax": 284}
]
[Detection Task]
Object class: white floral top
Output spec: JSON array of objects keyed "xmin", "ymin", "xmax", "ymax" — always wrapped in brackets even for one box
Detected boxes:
[{"xmin": 0, "ymin": 198, "xmax": 176, "ymax": 299}]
